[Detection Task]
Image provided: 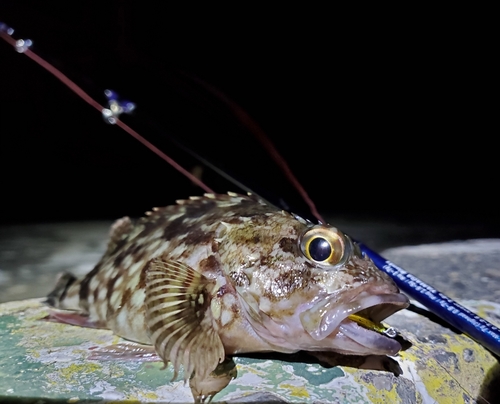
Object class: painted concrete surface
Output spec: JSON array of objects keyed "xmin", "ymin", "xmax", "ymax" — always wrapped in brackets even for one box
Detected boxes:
[{"xmin": 0, "ymin": 298, "xmax": 498, "ymax": 403}]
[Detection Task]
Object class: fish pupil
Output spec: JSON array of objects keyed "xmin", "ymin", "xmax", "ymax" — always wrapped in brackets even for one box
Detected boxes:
[{"xmin": 309, "ymin": 237, "xmax": 332, "ymax": 261}]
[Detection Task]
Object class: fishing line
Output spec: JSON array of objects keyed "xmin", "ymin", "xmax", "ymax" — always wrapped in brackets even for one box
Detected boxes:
[
  {"xmin": 185, "ymin": 76, "xmax": 326, "ymax": 225},
  {"xmin": 430, "ymin": 355, "xmax": 491, "ymax": 404},
  {"xmin": 2, "ymin": 22, "xmax": 500, "ymax": 358}
]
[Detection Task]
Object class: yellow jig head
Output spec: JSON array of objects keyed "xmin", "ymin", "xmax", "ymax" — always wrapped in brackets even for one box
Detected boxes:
[{"xmin": 347, "ymin": 314, "xmax": 398, "ymax": 338}]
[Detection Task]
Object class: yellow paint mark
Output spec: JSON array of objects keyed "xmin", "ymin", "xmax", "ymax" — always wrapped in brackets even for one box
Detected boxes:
[
  {"xmin": 139, "ymin": 392, "xmax": 159, "ymax": 400},
  {"xmin": 474, "ymin": 303, "xmax": 497, "ymax": 321},
  {"xmin": 362, "ymin": 378, "xmax": 400, "ymax": 404},
  {"xmin": 279, "ymin": 383, "xmax": 310, "ymax": 398},
  {"xmin": 107, "ymin": 400, "xmax": 140, "ymax": 404},
  {"xmin": 30, "ymin": 350, "xmax": 41, "ymax": 358},
  {"xmin": 110, "ymin": 392, "xmax": 160, "ymax": 403},
  {"xmin": 59, "ymin": 363, "xmax": 102, "ymax": 382},
  {"xmin": 434, "ymin": 334, "xmax": 497, "ymax": 399},
  {"xmin": 397, "ymin": 331, "xmax": 497, "ymax": 404},
  {"xmin": 399, "ymin": 347, "xmax": 465, "ymax": 404},
  {"xmin": 347, "ymin": 366, "xmax": 404, "ymax": 404},
  {"xmin": 239, "ymin": 364, "xmax": 267, "ymax": 376},
  {"xmin": 398, "ymin": 347, "xmax": 419, "ymax": 363}
]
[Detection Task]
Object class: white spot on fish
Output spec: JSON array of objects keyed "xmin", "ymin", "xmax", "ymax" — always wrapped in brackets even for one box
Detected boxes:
[
  {"xmin": 131, "ymin": 289, "xmax": 146, "ymax": 307},
  {"xmin": 90, "ymin": 277, "xmax": 100, "ymax": 291},
  {"xmin": 152, "ymin": 242, "xmax": 170, "ymax": 257},
  {"xmin": 223, "ymin": 293, "xmax": 236, "ymax": 307},
  {"xmin": 110, "ymin": 290, "xmax": 121, "ymax": 307},
  {"xmin": 211, "ymin": 299, "xmax": 221, "ymax": 319},
  {"xmin": 221, "ymin": 309, "xmax": 233, "ymax": 326},
  {"xmin": 116, "ymin": 309, "xmax": 129, "ymax": 332},
  {"xmin": 98, "ymin": 301, "xmax": 107, "ymax": 320},
  {"xmin": 151, "ymin": 229, "xmax": 165, "ymax": 239},
  {"xmin": 123, "ymin": 255, "xmax": 133, "ymax": 269},
  {"xmin": 114, "ymin": 276, "xmax": 123, "ymax": 289},
  {"xmin": 98, "ymin": 287, "xmax": 107, "ymax": 302},
  {"xmin": 146, "ymin": 240, "xmax": 161, "ymax": 252},
  {"xmin": 129, "ymin": 261, "xmax": 145, "ymax": 275}
]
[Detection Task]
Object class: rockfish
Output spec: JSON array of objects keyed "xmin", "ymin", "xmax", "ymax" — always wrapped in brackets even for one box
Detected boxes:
[{"xmin": 47, "ymin": 193, "xmax": 409, "ymax": 390}]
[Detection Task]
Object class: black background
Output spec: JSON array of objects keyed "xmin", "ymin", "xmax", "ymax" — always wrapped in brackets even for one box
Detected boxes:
[{"xmin": 0, "ymin": 3, "xmax": 497, "ymax": 234}]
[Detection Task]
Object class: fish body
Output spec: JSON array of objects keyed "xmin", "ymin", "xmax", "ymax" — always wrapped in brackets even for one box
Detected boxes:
[{"xmin": 48, "ymin": 192, "xmax": 409, "ymax": 381}]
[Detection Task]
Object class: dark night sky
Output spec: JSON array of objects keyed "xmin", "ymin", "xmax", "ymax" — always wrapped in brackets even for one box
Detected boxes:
[{"xmin": 0, "ymin": 3, "xmax": 497, "ymax": 234}]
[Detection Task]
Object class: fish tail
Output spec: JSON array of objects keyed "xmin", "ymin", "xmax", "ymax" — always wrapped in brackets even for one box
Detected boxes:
[{"xmin": 45, "ymin": 272, "xmax": 81, "ymax": 310}]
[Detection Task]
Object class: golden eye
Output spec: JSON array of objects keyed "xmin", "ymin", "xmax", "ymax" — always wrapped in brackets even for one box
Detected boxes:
[{"xmin": 300, "ymin": 226, "xmax": 346, "ymax": 266}]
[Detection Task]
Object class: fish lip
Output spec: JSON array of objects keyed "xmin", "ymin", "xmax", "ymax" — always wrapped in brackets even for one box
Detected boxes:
[
  {"xmin": 338, "ymin": 293, "xmax": 410, "ymax": 356},
  {"xmin": 337, "ymin": 319, "xmax": 403, "ymax": 356},
  {"xmin": 300, "ymin": 291, "xmax": 409, "ymax": 342}
]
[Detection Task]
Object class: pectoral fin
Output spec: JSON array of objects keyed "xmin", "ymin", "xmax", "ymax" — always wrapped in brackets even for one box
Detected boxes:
[{"xmin": 145, "ymin": 258, "xmax": 225, "ymax": 382}]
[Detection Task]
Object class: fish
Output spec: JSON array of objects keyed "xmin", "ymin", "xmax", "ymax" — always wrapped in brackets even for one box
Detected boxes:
[{"xmin": 46, "ymin": 192, "xmax": 409, "ymax": 400}]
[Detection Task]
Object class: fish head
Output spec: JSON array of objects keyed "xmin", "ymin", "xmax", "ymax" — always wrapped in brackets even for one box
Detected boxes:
[{"xmin": 217, "ymin": 211, "xmax": 409, "ymax": 356}]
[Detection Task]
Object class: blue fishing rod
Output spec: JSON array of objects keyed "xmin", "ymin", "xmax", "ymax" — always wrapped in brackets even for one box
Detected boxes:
[{"xmin": 359, "ymin": 242, "xmax": 500, "ymax": 357}]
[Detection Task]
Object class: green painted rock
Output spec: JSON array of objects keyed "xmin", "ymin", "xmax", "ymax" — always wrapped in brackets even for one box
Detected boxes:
[{"xmin": 0, "ymin": 298, "xmax": 498, "ymax": 403}]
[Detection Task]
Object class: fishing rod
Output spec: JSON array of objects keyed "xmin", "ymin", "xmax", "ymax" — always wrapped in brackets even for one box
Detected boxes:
[{"xmin": 2, "ymin": 22, "xmax": 500, "ymax": 358}]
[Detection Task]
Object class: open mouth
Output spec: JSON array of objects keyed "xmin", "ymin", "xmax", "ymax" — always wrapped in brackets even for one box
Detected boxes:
[{"xmin": 300, "ymin": 291, "xmax": 409, "ymax": 355}]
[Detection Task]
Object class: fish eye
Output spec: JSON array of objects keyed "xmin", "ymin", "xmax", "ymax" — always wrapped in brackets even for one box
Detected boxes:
[
  {"xmin": 308, "ymin": 237, "xmax": 332, "ymax": 261},
  {"xmin": 299, "ymin": 226, "xmax": 346, "ymax": 266}
]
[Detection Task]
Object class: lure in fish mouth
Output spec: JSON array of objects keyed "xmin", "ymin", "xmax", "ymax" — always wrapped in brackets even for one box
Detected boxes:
[
  {"xmin": 46, "ymin": 193, "xmax": 409, "ymax": 398},
  {"xmin": 233, "ymin": 225, "xmax": 409, "ymax": 357},
  {"xmin": 298, "ymin": 286, "xmax": 409, "ymax": 355}
]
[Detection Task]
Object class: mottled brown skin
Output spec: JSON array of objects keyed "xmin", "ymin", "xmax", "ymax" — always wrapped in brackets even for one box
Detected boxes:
[
  {"xmin": 48, "ymin": 192, "xmax": 408, "ymax": 387},
  {"xmin": 55, "ymin": 194, "xmax": 271, "ymax": 343}
]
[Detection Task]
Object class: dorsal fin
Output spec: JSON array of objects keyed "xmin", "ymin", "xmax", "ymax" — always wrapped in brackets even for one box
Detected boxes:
[{"xmin": 105, "ymin": 216, "xmax": 133, "ymax": 255}]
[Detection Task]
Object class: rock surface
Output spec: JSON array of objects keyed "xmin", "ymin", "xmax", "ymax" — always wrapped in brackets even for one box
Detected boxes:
[{"xmin": 0, "ymin": 298, "xmax": 498, "ymax": 403}]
